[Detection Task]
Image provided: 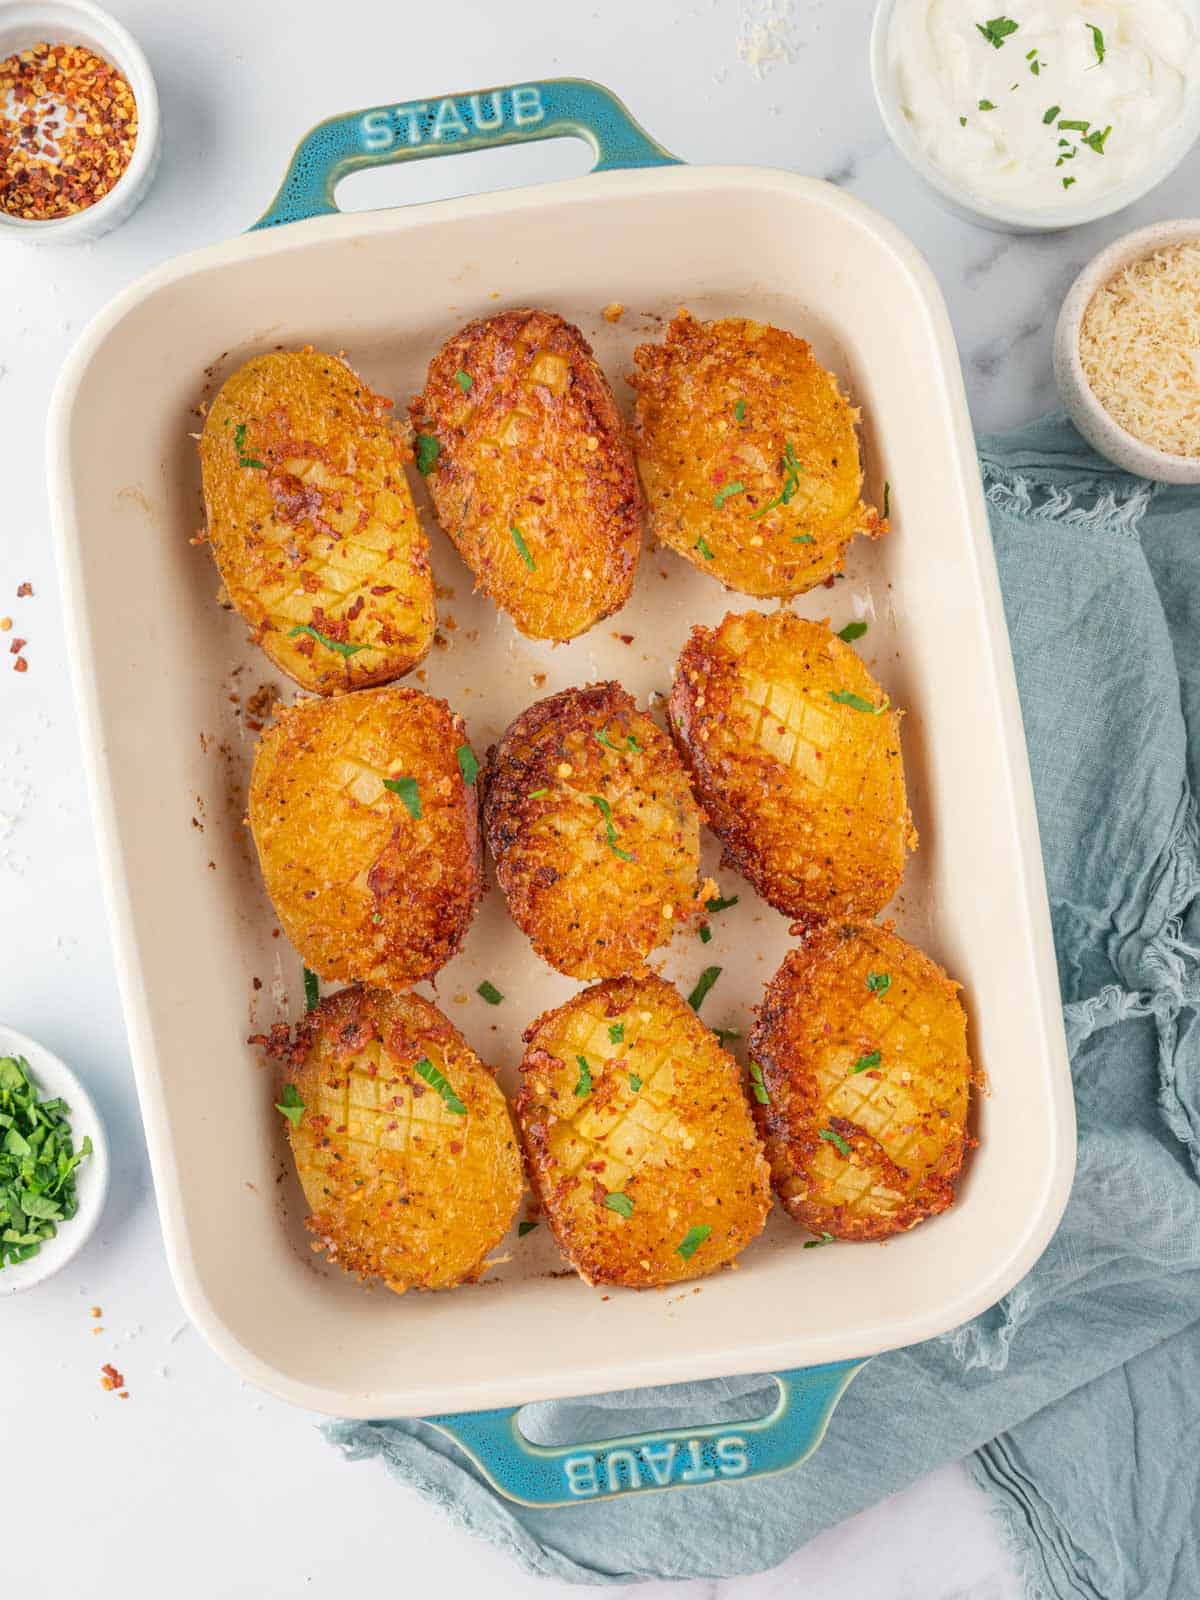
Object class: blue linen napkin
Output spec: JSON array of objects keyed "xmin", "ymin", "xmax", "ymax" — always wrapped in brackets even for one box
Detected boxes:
[{"xmin": 326, "ymin": 413, "xmax": 1200, "ymax": 1595}]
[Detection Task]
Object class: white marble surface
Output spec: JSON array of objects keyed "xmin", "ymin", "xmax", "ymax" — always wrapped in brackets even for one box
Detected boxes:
[{"xmin": 4, "ymin": 0, "xmax": 1194, "ymax": 1593}]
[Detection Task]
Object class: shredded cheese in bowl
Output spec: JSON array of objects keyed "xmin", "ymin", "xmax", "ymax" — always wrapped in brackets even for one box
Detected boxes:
[{"xmin": 1079, "ymin": 241, "xmax": 1200, "ymax": 458}]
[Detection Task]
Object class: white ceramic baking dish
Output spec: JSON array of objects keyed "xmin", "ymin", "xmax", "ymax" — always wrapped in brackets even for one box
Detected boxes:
[{"xmin": 47, "ymin": 80, "xmax": 1074, "ymax": 1449}]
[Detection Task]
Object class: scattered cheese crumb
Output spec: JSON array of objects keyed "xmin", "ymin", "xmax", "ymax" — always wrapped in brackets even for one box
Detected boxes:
[
  {"xmin": 602, "ymin": 302, "xmax": 625, "ymax": 323},
  {"xmin": 1079, "ymin": 241, "xmax": 1200, "ymax": 458},
  {"xmin": 737, "ymin": 0, "xmax": 799, "ymax": 78}
]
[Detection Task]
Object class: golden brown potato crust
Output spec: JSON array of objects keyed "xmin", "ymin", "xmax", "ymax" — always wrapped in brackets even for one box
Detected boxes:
[
  {"xmin": 750, "ymin": 924, "xmax": 971, "ymax": 1241},
  {"xmin": 630, "ymin": 310, "xmax": 884, "ymax": 596},
  {"xmin": 670, "ymin": 610, "xmax": 915, "ymax": 922},
  {"xmin": 200, "ymin": 350, "xmax": 435, "ymax": 694},
  {"xmin": 410, "ymin": 309, "xmax": 642, "ymax": 641},
  {"xmin": 248, "ymin": 686, "xmax": 482, "ymax": 987},
  {"xmin": 272, "ymin": 986, "xmax": 522, "ymax": 1292},
  {"xmin": 483, "ymin": 683, "xmax": 702, "ymax": 979},
  {"xmin": 516, "ymin": 975, "xmax": 771, "ymax": 1287}
]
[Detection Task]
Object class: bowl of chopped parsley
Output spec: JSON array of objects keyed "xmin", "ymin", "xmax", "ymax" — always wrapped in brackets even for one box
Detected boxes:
[{"xmin": 0, "ymin": 1025, "xmax": 109, "ymax": 1294}]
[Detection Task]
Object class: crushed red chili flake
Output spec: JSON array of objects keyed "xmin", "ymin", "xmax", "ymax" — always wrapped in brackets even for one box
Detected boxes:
[
  {"xmin": 16, "ymin": 583, "xmax": 33, "ymax": 597},
  {"xmin": 100, "ymin": 1362, "xmax": 125, "ymax": 1392},
  {"xmin": 13, "ymin": 657, "xmax": 28, "ymax": 674},
  {"xmin": 9, "ymin": 638, "xmax": 25, "ymax": 653},
  {"xmin": 1, "ymin": 44, "xmax": 137, "ymax": 221}
]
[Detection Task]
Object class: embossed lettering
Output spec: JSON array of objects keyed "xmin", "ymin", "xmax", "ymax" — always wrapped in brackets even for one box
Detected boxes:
[
  {"xmin": 510, "ymin": 85, "xmax": 546, "ymax": 127},
  {"xmin": 563, "ymin": 1454, "xmax": 600, "ymax": 1498},
  {"xmin": 393, "ymin": 103, "xmax": 429, "ymax": 145},
  {"xmin": 360, "ymin": 109, "xmax": 394, "ymax": 152},
  {"xmin": 715, "ymin": 1435, "xmax": 749, "ymax": 1477},
  {"xmin": 604, "ymin": 1450, "xmax": 642, "ymax": 1491},
  {"xmin": 680, "ymin": 1438, "xmax": 717, "ymax": 1483},
  {"xmin": 470, "ymin": 90, "xmax": 504, "ymax": 131},
  {"xmin": 431, "ymin": 97, "xmax": 470, "ymax": 140},
  {"xmin": 639, "ymin": 1442, "xmax": 678, "ymax": 1486}
]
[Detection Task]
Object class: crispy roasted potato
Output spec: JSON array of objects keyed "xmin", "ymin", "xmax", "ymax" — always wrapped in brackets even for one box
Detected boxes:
[
  {"xmin": 248, "ymin": 686, "xmax": 482, "ymax": 987},
  {"xmin": 483, "ymin": 683, "xmax": 703, "ymax": 979},
  {"xmin": 409, "ymin": 309, "xmax": 642, "ymax": 641},
  {"xmin": 750, "ymin": 924, "xmax": 972, "ymax": 1241},
  {"xmin": 200, "ymin": 350, "xmax": 435, "ymax": 694},
  {"xmin": 268, "ymin": 986, "xmax": 522, "ymax": 1292},
  {"xmin": 670, "ymin": 610, "xmax": 915, "ymax": 922},
  {"xmin": 517, "ymin": 975, "xmax": 771, "ymax": 1287},
  {"xmin": 630, "ymin": 310, "xmax": 884, "ymax": 596}
]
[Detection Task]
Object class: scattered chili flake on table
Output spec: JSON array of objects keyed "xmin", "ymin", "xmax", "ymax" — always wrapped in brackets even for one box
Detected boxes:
[
  {"xmin": 0, "ymin": 617, "xmax": 10, "ymax": 631},
  {"xmin": 0, "ymin": 43, "xmax": 138, "ymax": 221},
  {"xmin": 16, "ymin": 583, "xmax": 33, "ymax": 597},
  {"xmin": 100, "ymin": 1362, "xmax": 126, "ymax": 1393}
]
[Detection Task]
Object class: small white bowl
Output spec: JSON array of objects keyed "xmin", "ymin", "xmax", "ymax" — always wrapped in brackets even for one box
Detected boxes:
[
  {"xmin": 1055, "ymin": 219, "xmax": 1200, "ymax": 485},
  {"xmin": 0, "ymin": 0, "xmax": 160, "ymax": 244},
  {"xmin": 869, "ymin": 0, "xmax": 1200, "ymax": 234},
  {"xmin": 0, "ymin": 1023, "xmax": 110, "ymax": 1295}
]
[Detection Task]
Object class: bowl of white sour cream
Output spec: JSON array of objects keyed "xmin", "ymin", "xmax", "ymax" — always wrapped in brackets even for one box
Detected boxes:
[{"xmin": 871, "ymin": 0, "xmax": 1200, "ymax": 231}]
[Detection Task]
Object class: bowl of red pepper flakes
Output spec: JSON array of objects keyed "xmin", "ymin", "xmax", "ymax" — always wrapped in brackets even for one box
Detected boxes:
[{"xmin": 0, "ymin": 0, "xmax": 160, "ymax": 243}]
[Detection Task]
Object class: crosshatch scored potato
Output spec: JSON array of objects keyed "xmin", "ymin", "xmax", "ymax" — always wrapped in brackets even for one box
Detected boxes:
[
  {"xmin": 670, "ymin": 609, "xmax": 916, "ymax": 922},
  {"xmin": 750, "ymin": 924, "xmax": 973, "ymax": 1241},
  {"xmin": 517, "ymin": 975, "xmax": 772, "ymax": 1287},
  {"xmin": 248, "ymin": 686, "xmax": 482, "ymax": 988},
  {"xmin": 409, "ymin": 308, "xmax": 642, "ymax": 641},
  {"xmin": 199, "ymin": 349, "xmax": 435, "ymax": 694},
  {"xmin": 265, "ymin": 986, "xmax": 522, "ymax": 1292},
  {"xmin": 483, "ymin": 683, "xmax": 704, "ymax": 979},
  {"xmin": 629, "ymin": 309, "xmax": 885, "ymax": 596}
]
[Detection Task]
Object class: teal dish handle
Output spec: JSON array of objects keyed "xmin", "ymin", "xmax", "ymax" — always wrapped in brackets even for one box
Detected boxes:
[
  {"xmin": 252, "ymin": 77, "xmax": 680, "ymax": 230},
  {"xmin": 421, "ymin": 1360, "xmax": 867, "ymax": 1507}
]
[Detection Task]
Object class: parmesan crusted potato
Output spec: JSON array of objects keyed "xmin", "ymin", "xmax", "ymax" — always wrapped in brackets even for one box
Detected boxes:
[
  {"xmin": 267, "ymin": 986, "xmax": 522, "ymax": 1292},
  {"xmin": 483, "ymin": 684, "xmax": 703, "ymax": 979},
  {"xmin": 670, "ymin": 610, "xmax": 915, "ymax": 922},
  {"xmin": 517, "ymin": 975, "xmax": 771, "ymax": 1287},
  {"xmin": 248, "ymin": 686, "xmax": 482, "ymax": 987},
  {"xmin": 199, "ymin": 350, "xmax": 435, "ymax": 694},
  {"xmin": 409, "ymin": 309, "xmax": 642, "ymax": 640},
  {"xmin": 750, "ymin": 924, "xmax": 972, "ymax": 1241},
  {"xmin": 630, "ymin": 310, "xmax": 884, "ymax": 596}
]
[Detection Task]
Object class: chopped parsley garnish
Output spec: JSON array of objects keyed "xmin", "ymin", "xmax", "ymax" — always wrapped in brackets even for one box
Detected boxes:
[
  {"xmin": 791, "ymin": 535, "xmax": 814, "ymax": 546},
  {"xmin": 414, "ymin": 1057, "xmax": 466, "ymax": 1116},
  {"xmin": 819, "ymin": 1127, "xmax": 852, "ymax": 1158},
  {"xmin": 608, "ymin": 1023, "xmax": 625, "ymax": 1044},
  {"xmin": 837, "ymin": 621, "xmax": 867, "ymax": 643},
  {"xmin": 233, "ymin": 422, "xmax": 265, "ymax": 470},
  {"xmin": 303, "ymin": 966, "xmax": 319, "ymax": 1012},
  {"xmin": 866, "ymin": 971, "xmax": 892, "ymax": 995},
  {"xmin": 528, "ymin": 788, "xmax": 549, "ymax": 799},
  {"xmin": 713, "ymin": 480, "xmax": 746, "ymax": 510},
  {"xmin": 1058, "ymin": 119, "xmax": 1089, "ymax": 131},
  {"xmin": 629, "ymin": 1073, "xmax": 642, "ymax": 1092},
  {"xmin": 477, "ymin": 981, "xmax": 504, "ymax": 1006},
  {"xmin": 803, "ymin": 1232, "xmax": 835, "ymax": 1249},
  {"xmin": 574, "ymin": 1055, "xmax": 593, "ymax": 1097},
  {"xmin": 705, "ymin": 893, "xmax": 739, "ymax": 914},
  {"xmin": 0, "ymin": 1055, "xmax": 93, "ymax": 1266},
  {"xmin": 415, "ymin": 433, "xmax": 440, "ymax": 474},
  {"xmin": 1082, "ymin": 124, "xmax": 1111, "ymax": 153},
  {"xmin": 1085, "ymin": 22, "xmax": 1105, "ymax": 65},
  {"xmin": 457, "ymin": 745, "xmax": 479, "ymax": 785},
  {"xmin": 688, "ymin": 965, "xmax": 722, "ymax": 1012},
  {"xmin": 975, "ymin": 16, "xmax": 1019, "ymax": 48},
  {"xmin": 978, "ymin": 99, "xmax": 997, "ymax": 110},
  {"xmin": 676, "ymin": 1224, "xmax": 712, "ymax": 1260},
  {"xmin": 589, "ymin": 794, "xmax": 633, "ymax": 861},
  {"xmin": 1043, "ymin": 104, "xmax": 1061, "ymax": 124},
  {"xmin": 1030, "ymin": 58, "xmax": 1041, "ymax": 74},
  {"xmin": 712, "ymin": 1027, "xmax": 741, "ymax": 1048},
  {"xmin": 518, "ymin": 1220, "xmax": 539, "ymax": 1236},
  {"xmin": 604, "ymin": 1192, "xmax": 634, "ymax": 1218},
  {"xmin": 699, "ymin": 923, "xmax": 713, "ymax": 944},
  {"xmin": 695, "ymin": 536, "xmax": 715, "ymax": 561},
  {"xmin": 851, "ymin": 1051, "xmax": 881, "ymax": 1075},
  {"xmin": 749, "ymin": 1061, "xmax": 769, "ymax": 1105},
  {"xmin": 748, "ymin": 440, "xmax": 804, "ymax": 520},
  {"xmin": 510, "ymin": 524, "xmax": 536, "ymax": 571},
  {"xmin": 275, "ymin": 1082, "xmax": 305, "ymax": 1128},
  {"xmin": 383, "ymin": 775, "xmax": 421, "ymax": 818},
  {"xmin": 828, "ymin": 690, "xmax": 887, "ymax": 715},
  {"xmin": 883, "ymin": 480, "xmax": 891, "ymax": 519},
  {"xmin": 959, "ymin": 116, "xmax": 968, "ymax": 126},
  {"xmin": 734, "ymin": 399, "xmax": 747, "ymax": 422},
  {"xmin": 596, "ymin": 729, "xmax": 641, "ymax": 756},
  {"xmin": 454, "ymin": 368, "xmax": 473, "ymax": 393},
  {"xmin": 288, "ymin": 624, "xmax": 366, "ymax": 658},
  {"xmin": 1062, "ymin": 176, "xmax": 1076, "ymax": 189}
]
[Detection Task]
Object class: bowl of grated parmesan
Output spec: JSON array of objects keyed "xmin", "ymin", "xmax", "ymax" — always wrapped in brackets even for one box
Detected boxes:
[{"xmin": 1055, "ymin": 219, "xmax": 1200, "ymax": 484}]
